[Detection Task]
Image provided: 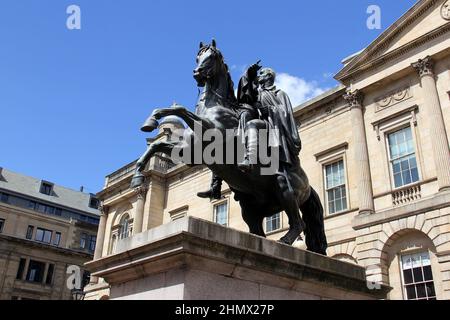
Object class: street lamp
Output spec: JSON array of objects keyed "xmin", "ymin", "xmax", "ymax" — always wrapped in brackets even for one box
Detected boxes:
[{"xmin": 71, "ymin": 288, "xmax": 85, "ymax": 301}]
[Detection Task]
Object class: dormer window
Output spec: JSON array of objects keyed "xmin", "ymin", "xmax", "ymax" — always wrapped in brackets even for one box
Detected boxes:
[
  {"xmin": 89, "ymin": 195, "xmax": 100, "ymax": 209},
  {"xmin": 39, "ymin": 181, "xmax": 53, "ymax": 196}
]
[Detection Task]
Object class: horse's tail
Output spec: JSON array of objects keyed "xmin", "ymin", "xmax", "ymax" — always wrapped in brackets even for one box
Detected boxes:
[{"xmin": 300, "ymin": 187, "xmax": 328, "ymax": 256}]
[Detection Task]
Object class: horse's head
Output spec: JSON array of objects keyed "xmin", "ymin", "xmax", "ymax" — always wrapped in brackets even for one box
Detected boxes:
[{"xmin": 194, "ymin": 39, "xmax": 224, "ymax": 87}]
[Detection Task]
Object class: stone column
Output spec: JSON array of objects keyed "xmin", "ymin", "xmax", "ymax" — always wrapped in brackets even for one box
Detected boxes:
[
  {"xmin": 344, "ymin": 90, "xmax": 375, "ymax": 215},
  {"xmin": 91, "ymin": 205, "xmax": 108, "ymax": 284},
  {"xmin": 133, "ymin": 186, "xmax": 147, "ymax": 235},
  {"xmin": 412, "ymin": 56, "xmax": 450, "ymax": 192}
]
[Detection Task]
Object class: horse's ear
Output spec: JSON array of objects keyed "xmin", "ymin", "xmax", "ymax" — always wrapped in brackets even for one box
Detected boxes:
[
  {"xmin": 199, "ymin": 41, "xmax": 204, "ymax": 49},
  {"xmin": 211, "ymin": 39, "xmax": 216, "ymax": 48}
]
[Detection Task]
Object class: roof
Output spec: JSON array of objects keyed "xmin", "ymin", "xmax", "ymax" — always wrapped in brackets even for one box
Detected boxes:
[
  {"xmin": 0, "ymin": 167, "xmax": 100, "ymax": 216},
  {"xmin": 335, "ymin": 0, "xmax": 442, "ymax": 82}
]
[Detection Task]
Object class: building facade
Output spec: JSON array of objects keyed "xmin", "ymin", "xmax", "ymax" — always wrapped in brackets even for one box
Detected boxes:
[
  {"xmin": 0, "ymin": 168, "xmax": 100, "ymax": 300},
  {"xmin": 86, "ymin": 0, "xmax": 450, "ymax": 300}
]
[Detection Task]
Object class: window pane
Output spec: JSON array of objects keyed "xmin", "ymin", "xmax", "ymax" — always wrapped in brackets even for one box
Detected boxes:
[
  {"xmin": 423, "ymin": 266, "xmax": 433, "ymax": 281},
  {"xmin": 35, "ymin": 229, "xmax": 43, "ymax": 242},
  {"xmin": 405, "ymin": 285, "xmax": 416, "ymax": 300},
  {"xmin": 26, "ymin": 226, "xmax": 34, "ymax": 240},
  {"xmin": 26, "ymin": 260, "xmax": 45, "ymax": 283},
  {"xmin": 54, "ymin": 233, "xmax": 61, "ymax": 246},
  {"xmin": 403, "ymin": 269, "xmax": 413, "ymax": 285},
  {"xmin": 266, "ymin": 213, "xmax": 281, "ymax": 232},
  {"xmin": 43, "ymin": 230, "xmax": 52, "ymax": 243},
  {"xmin": 214, "ymin": 203, "xmax": 228, "ymax": 226},
  {"xmin": 426, "ymin": 282, "xmax": 436, "ymax": 297},
  {"xmin": 413, "ymin": 268, "xmax": 424, "ymax": 282},
  {"xmin": 416, "ymin": 284, "xmax": 427, "ymax": 299}
]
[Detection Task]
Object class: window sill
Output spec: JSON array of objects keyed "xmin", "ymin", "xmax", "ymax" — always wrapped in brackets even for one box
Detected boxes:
[
  {"xmin": 15, "ymin": 279, "xmax": 53, "ymax": 289},
  {"xmin": 324, "ymin": 208, "xmax": 358, "ymax": 220}
]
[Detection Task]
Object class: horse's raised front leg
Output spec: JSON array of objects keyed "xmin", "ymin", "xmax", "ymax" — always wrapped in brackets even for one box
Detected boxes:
[{"xmin": 142, "ymin": 105, "xmax": 213, "ymax": 133}]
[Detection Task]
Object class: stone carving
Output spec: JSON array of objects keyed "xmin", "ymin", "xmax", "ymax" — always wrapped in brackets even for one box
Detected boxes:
[
  {"xmin": 411, "ymin": 56, "xmax": 434, "ymax": 77},
  {"xmin": 343, "ymin": 89, "xmax": 364, "ymax": 109},
  {"xmin": 134, "ymin": 186, "xmax": 148, "ymax": 200},
  {"xmin": 375, "ymin": 87, "xmax": 412, "ymax": 112},
  {"xmin": 442, "ymin": 0, "xmax": 450, "ymax": 20}
]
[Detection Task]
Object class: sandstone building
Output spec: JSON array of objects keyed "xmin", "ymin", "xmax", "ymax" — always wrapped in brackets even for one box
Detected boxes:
[
  {"xmin": 0, "ymin": 168, "xmax": 100, "ymax": 300},
  {"xmin": 86, "ymin": 0, "xmax": 450, "ymax": 300}
]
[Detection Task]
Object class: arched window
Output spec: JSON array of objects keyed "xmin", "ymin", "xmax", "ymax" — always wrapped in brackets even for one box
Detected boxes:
[{"xmin": 119, "ymin": 214, "xmax": 130, "ymax": 240}]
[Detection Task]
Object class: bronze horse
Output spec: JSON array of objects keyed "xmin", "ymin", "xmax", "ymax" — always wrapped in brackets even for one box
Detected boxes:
[{"xmin": 132, "ymin": 41, "xmax": 327, "ymax": 255}]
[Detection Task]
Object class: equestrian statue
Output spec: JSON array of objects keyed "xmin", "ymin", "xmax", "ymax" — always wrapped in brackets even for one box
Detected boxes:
[{"xmin": 131, "ymin": 40, "xmax": 328, "ymax": 255}]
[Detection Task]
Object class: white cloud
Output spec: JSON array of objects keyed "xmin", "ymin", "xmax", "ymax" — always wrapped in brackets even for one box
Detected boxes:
[{"xmin": 275, "ymin": 73, "xmax": 327, "ymax": 106}]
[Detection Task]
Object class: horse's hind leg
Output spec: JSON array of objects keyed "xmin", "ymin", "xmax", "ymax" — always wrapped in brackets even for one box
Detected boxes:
[
  {"xmin": 275, "ymin": 175, "xmax": 305, "ymax": 245},
  {"xmin": 241, "ymin": 202, "xmax": 266, "ymax": 238}
]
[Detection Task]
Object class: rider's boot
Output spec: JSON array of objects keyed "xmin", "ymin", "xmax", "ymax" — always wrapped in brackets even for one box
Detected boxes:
[
  {"xmin": 238, "ymin": 128, "xmax": 258, "ymax": 172},
  {"xmin": 197, "ymin": 174, "xmax": 223, "ymax": 200}
]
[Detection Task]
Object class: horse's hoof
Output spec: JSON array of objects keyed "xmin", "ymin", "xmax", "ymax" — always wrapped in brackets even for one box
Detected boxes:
[{"xmin": 141, "ymin": 118, "xmax": 159, "ymax": 133}]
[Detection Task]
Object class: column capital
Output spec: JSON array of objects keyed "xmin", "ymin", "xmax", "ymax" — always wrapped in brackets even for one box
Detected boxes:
[
  {"xmin": 412, "ymin": 56, "xmax": 434, "ymax": 77},
  {"xmin": 343, "ymin": 89, "xmax": 365, "ymax": 109},
  {"xmin": 98, "ymin": 204, "xmax": 109, "ymax": 216},
  {"xmin": 134, "ymin": 186, "xmax": 148, "ymax": 200}
]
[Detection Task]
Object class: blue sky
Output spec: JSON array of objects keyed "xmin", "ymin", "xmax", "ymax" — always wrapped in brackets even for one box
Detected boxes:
[{"xmin": 0, "ymin": 0, "xmax": 417, "ymax": 193}]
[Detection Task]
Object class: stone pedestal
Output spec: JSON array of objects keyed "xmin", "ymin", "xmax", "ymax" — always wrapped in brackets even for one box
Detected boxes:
[{"xmin": 85, "ymin": 217, "xmax": 389, "ymax": 300}]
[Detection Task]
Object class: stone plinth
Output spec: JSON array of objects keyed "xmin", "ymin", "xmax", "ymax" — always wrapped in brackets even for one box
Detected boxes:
[{"xmin": 85, "ymin": 217, "xmax": 390, "ymax": 300}]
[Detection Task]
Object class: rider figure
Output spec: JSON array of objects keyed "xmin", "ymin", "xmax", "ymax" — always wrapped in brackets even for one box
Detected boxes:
[{"xmin": 197, "ymin": 65, "xmax": 302, "ymax": 200}]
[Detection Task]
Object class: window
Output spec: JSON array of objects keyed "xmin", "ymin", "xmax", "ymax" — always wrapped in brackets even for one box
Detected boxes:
[
  {"xmin": 0, "ymin": 192, "xmax": 8, "ymax": 203},
  {"xmin": 266, "ymin": 213, "xmax": 281, "ymax": 233},
  {"xmin": 401, "ymin": 252, "xmax": 436, "ymax": 300},
  {"xmin": 80, "ymin": 233, "xmax": 88, "ymax": 249},
  {"xmin": 325, "ymin": 160, "xmax": 348, "ymax": 214},
  {"xmin": 119, "ymin": 215, "xmax": 131, "ymax": 240},
  {"xmin": 0, "ymin": 218, "xmax": 4, "ymax": 233},
  {"xmin": 28, "ymin": 201, "xmax": 37, "ymax": 210},
  {"xmin": 26, "ymin": 260, "xmax": 46, "ymax": 283},
  {"xmin": 26, "ymin": 226, "xmax": 34, "ymax": 240},
  {"xmin": 89, "ymin": 235, "xmax": 97, "ymax": 252},
  {"xmin": 388, "ymin": 127, "xmax": 419, "ymax": 188},
  {"xmin": 53, "ymin": 232, "xmax": 61, "ymax": 247},
  {"xmin": 35, "ymin": 228, "xmax": 52, "ymax": 244},
  {"xmin": 45, "ymin": 264, "xmax": 55, "ymax": 285},
  {"xmin": 213, "ymin": 202, "xmax": 228, "ymax": 227},
  {"xmin": 89, "ymin": 196, "xmax": 100, "ymax": 209},
  {"xmin": 39, "ymin": 182, "xmax": 53, "ymax": 196},
  {"xmin": 16, "ymin": 258, "xmax": 26, "ymax": 280}
]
